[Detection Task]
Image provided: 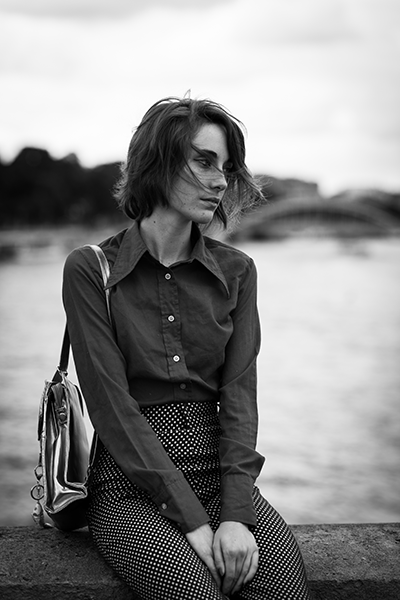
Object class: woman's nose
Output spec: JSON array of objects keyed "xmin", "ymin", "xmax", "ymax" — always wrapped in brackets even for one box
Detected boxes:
[{"xmin": 211, "ymin": 168, "xmax": 228, "ymax": 191}]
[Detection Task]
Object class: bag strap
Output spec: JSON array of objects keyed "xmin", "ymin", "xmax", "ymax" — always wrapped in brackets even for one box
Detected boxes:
[
  {"xmin": 57, "ymin": 245, "xmax": 111, "ymax": 377},
  {"xmin": 86, "ymin": 244, "xmax": 111, "ymax": 320},
  {"xmin": 57, "ymin": 326, "xmax": 71, "ymax": 377},
  {"xmin": 83, "ymin": 245, "xmax": 111, "ymax": 472}
]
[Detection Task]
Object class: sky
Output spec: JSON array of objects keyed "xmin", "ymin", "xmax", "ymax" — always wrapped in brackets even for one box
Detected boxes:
[{"xmin": 0, "ymin": 0, "xmax": 399, "ymax": 195}]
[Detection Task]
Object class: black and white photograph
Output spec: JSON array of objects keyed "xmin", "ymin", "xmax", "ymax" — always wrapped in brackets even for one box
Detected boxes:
[{"xmin": 0, "ymin": 1, "xmax": 399, "ymax": 598}]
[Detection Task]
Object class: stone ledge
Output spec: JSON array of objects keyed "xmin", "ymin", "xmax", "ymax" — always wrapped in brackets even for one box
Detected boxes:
[
  {"xmin": 0, "ymin": 523, "xmax": 399, "ymax": 599},
  {"xmin": 294, "ymin": 523, "xmax": 400, "ymax": 599}
]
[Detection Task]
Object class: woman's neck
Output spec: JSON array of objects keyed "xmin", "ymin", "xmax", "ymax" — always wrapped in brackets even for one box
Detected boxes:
[{"xmin": 139, "ymin": 212, "xmax": 193, "ymax": 267}]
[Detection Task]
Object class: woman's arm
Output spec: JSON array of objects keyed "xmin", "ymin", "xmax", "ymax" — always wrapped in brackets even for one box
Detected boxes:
[
  {"xmin": 213, "ymin": 257, "xmax": 264, "ymax": 593},
  {"xmin": 218, "ymin": 257, "xmax": 265, "ymax": 527},
  {"xmin": 62, "ymin": 246, "xmax": 209, "ymax": 533}
]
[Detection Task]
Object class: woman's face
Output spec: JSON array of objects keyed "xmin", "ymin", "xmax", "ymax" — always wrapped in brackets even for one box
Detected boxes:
[{"xmin": 167, "ymin": 123, "xmax": 231, "ymax": 226}]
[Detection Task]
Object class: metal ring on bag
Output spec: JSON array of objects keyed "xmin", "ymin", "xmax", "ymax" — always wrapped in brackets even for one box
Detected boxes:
[
  {"xmin": 30, "ymin": 483, "xmax": 44, "ymax": 501},
  {"xmin": 34, "ymin": 465, "xmax": 43, "ymax": 480}
]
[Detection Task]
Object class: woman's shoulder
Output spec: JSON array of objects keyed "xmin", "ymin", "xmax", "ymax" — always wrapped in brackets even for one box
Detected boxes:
[
  {"xmin": 63, "ymin": 228, "xmax": 130, "ymax": 287},
  {"xmin": 203, "ymin": 235, "xmax": 256, "ymax": 270},
  {"xmin": 65, "ymin": 227, "xmax": 128, "ymax": 267}
]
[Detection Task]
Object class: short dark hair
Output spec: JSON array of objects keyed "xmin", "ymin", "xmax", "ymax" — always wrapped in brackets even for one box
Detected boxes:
[{"xmin": 114, "ymin": 96, "xmax": 263, "ymax": 230}]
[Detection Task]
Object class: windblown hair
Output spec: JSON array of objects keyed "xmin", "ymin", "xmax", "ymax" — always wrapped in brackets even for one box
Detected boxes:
[{"xmin": 114, "ymin": 96, "xmax": 263, "ymax": 231}]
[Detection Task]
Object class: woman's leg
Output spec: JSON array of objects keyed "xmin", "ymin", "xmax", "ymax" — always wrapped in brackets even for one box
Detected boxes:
[
  {"xmin": 87, "ymin": 448, "xmax": 225, "ymax": 600},
  {"xmin": 206, "ymin": 487, "xmax": 311, "ymax": 600}
]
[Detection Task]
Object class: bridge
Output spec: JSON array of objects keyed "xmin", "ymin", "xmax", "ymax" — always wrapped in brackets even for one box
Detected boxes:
[{"xmin": 231, "ymin": 197, "xmax": 399, "ymax": 241}]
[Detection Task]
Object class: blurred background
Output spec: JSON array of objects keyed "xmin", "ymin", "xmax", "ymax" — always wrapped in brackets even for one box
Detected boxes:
[{"xmin": 0, "ymin": 0, "xmax": 399, "ymax": 527}]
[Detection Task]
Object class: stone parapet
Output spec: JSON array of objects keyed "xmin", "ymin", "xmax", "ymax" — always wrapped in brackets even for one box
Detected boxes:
[{"xmin": 0, "ymin": 523, "xmax": 399, "ymax": 599}]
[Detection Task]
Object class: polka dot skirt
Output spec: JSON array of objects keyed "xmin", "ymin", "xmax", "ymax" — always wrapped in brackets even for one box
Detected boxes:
[{"xmin": 87, "ymin": 401, "xmax": 311, "ymax": 599}]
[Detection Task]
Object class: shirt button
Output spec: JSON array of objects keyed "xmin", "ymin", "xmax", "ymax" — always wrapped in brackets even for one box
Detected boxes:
[
  {"xmin": 168, "ymin": 315, "xmax": 175, "ymax": 322},
  {"xmin": 173, "ymin": 355, "xmax": 180, "ymax": 362},
  {"xmin": 161, "ymin": 503, "xmax": 168, "ymax": 510},
  {"xmin": 165, "ymin": 273, "xmax": 171, "ymax": 280},
  {"xmin": 180, "ymin": 383, "xmax": 187, "ymax": 390}
]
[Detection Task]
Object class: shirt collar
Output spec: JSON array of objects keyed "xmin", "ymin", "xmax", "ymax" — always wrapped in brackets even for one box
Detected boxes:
[
  {"xmin": 106, "ymin": 221, "xmax": 229, "ymax": 297},
  {"xmin": 191, "ymin": 227, "xmax": 230, "ymax": 297},
  {"xmin": 106, "ymin": 221, "xmax": 148, "ymax": 289}
]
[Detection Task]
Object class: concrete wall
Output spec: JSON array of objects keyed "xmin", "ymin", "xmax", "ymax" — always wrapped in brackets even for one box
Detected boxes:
[{"xmin": 1, "ymin": 523, "xmax": 399, "ymax": 599}]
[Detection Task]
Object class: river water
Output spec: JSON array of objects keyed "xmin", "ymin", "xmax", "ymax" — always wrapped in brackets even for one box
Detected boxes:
[{"xmin": 0, "ymin": 230, "xmax": 399, "ymax": 526}]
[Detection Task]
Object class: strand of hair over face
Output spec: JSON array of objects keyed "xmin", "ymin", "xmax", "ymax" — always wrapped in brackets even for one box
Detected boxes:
[{"xmin": 167, "ymin": 96, "xmax": 265, "ymax": 234}]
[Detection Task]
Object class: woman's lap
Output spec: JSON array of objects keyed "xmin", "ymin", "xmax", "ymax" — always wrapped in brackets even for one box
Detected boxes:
[
  {"xmin": 88, "ymin": 490, "xmax": 224, "ymax": 600},
  {"xmin": 87, "ymin": 402, "xmax": 311, "ymax": 599},
  {"xmin": 88, "ymin": 466, "xmax": 310, "ymax": 599}
]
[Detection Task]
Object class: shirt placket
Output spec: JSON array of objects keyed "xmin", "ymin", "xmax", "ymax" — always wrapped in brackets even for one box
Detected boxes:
[{"xmin": 157, "ymin": 268, "xmax": 192, "ymax": 402}]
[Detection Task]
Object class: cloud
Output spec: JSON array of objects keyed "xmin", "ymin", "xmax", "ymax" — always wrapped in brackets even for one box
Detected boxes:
[
  {"xmin": 0, "ymin": 0, "xmax": 231, "ymax": 19},
  {"xmin": 234, "ymin": 0, "xmax": 400, "ymax": 48},
  {"xmin": 0, "ymin": 0, "xmax": 399, "ymax": 193},
  {"xmin": 238, "ymin": 0, "xmax": 356, "ymax": 45}
]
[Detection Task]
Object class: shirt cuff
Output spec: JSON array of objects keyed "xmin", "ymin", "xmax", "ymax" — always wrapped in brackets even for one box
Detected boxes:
[
  {"xmin": 219, "ymin": 473, "xmax": 257, "ymax": 528},
  {"xmin": 152, "ymin": 475, "xmax": 210, "ymax": 534}
]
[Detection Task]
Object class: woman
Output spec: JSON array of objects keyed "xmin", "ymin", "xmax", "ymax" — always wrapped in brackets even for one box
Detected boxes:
[{"xmin": 63, "ymin": 97, "xmax": 311, "ymax": 599}]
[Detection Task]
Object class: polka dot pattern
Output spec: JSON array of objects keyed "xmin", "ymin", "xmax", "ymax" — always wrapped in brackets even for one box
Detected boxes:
[{"xmin": 87, "ymin": 401, "xmax": 311, "ymax": 599}]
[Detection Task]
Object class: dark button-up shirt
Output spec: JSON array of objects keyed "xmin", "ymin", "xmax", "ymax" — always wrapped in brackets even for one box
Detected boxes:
[{"xmin": 62, "ymin": 222, "xmax": 265, "ymax": 533}]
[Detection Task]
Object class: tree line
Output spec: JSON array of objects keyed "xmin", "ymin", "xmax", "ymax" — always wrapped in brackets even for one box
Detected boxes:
[
  {"xmin": 1, "ymin": 146, "xmax": 399, "ymax": 227},
  {"xmin": 0, "ymin": 146, "xmax": 322, "ymax": 227},
  {"xmin": 0, "ymin": 147, "xmax": 122, "ymax": 226}
]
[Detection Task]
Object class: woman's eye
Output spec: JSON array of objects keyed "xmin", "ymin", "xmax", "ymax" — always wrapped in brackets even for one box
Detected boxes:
[{"xmin": 196, "ymin": 158, "xmax": 212, "ymax": 168}]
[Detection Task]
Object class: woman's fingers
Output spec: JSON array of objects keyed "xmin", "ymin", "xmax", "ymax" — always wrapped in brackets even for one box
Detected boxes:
[
  {"xmin": 212, "ymin": 535, "xmax": 225, "ymax": 578},
  {"xmin": 231, "ymin": 554, "xmax": 250, "ymax": 595},
  {"xmin": 232, "ymin": 547, "xmax": 259, "ymax": 594},
  {"xmin": 223, "ymin": 549, "xmax": 258, "ymax": 596},
  {"xmin": 221, "ymin": 553, "xmax": 241, "ymax": 595},
  {"xmin": 213, "ymin": 521, "xmax": 259, "ymax": 596},
  {"xmin": 243, "ymin": 546, "xmax": 259, "ymax": 586},
  {"xmin": 203, "ymin": 553, "xmax": 222, "ymax": 589},
  {"xmin": 186, "ymin": 521, "xmax": 259, "ymax": 595},
  {"xmin": 185, "ymin": 523, "xmax": 221, "ymax": 589}
]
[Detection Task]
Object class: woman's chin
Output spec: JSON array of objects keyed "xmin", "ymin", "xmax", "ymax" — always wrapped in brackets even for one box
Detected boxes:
[{"xmin": 192, "ymin": 210, "xmax": 216, "ymax": 225}]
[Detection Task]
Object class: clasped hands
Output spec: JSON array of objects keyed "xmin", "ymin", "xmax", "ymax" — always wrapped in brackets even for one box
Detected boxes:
[{"xmin": 185, "ymin": 520, "xmax": 259, "ymax": 597}]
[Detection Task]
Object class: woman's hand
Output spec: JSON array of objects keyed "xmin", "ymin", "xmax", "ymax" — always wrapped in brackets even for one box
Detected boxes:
[
  {"xmin": 213, "ymin": 521, "xmax": 259, "ymax": 596},
  {"xmin": 185, "ymin": 523, "xmax": 222, "ymax": 590}
]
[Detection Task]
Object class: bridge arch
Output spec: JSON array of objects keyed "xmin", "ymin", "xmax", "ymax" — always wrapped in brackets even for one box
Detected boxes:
[{"xmin": 232, "ymin": 197, "xmax": 397, "ymax": 240}]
